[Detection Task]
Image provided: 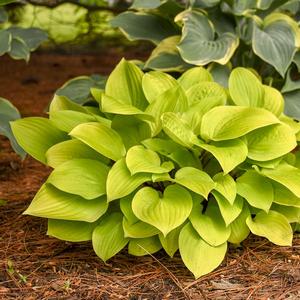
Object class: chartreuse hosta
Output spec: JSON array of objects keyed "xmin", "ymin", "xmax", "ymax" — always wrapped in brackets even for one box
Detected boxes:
[{"xmin": 11, "ymin": 59, "xmax": 300, "ymax": 278}]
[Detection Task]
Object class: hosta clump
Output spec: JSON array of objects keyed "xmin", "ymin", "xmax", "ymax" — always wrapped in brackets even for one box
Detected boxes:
[{"xmin": 12, "ymin": 59, "xmax": 300, "ymax": 278}]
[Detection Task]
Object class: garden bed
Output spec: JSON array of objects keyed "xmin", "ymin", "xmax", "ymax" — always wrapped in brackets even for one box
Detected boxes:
[{"xmin": 0, "ymin": 52, "xmax": 300, "ymax": 300}]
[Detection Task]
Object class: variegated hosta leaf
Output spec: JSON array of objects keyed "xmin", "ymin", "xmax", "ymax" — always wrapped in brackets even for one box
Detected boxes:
[
  {"xmin": 200, "ymin": 106, "xmax": 280, "ymax": 141},
  {"xmin": 46, "ymin": 139, "xmax": 109, "ymax": 168},
  {"xmin": 111, "ymin": 12, "xmax": 179, "ymax": 45},
  {"xmin": 198, "ymin": 139, "xmax": 248, "ymax": 174},
  {"xmin": 47, "ymin": 219, "xmax": 98, "ymax": 242},
  {"xmin": 47, "ymin": 159, "xmax": 109, "ymax": 200},
  {"xmin": 261, "ymin": 163, "xmax": 300, "ymax": 198},
  {"xmin": 179, "ymin": 223, "xmax": 227, "ymax": 279},
  {"xmin": 177, "ymin": 67, "xmax": 213, "ymax": 90},
  {"xmin": 175, "ymin": 167, "xmax": 215, "ymax": 198},
  {"xmin": 252, "ymin": 13, "xmax": 299, "ymax": 77},
  {"xmin": 24, "ymin": 184, "xmax": 108, "ymax": 222},
  {"xmin": 159, "ymin": 226, "xmax": 182, "ymax": 257},
  {"xmin": 126, "ymin": 145, "xmax": 174, "ymax": 175},
  {"xmin": 246, "ymin": 210, "xmax": 293, "ymax": 246},
  {"xmin": 145, "ymin": 36, "xmax": 192, "ymax": 72},
  {"xmin": 92, "ymin": 212, "xmax": 129, "ymax": 262},
  {"xmin": 283, "ymin": 89, "xmax": 300, "ymax": 121},
  {"xmin": 106, "ymin": 158, "xmax": 151, "ymax": 202},
  {"xmin": 228, "ymin": 202, "xmax": 250, "ymax": 244},
  {"xmin": 212, "ymin": 192, "xmax": 244, "ymax": 226},
  {"xmin": 128, "ymin": 236, "xmax": 162, "ymax": 256},
  {"xmin": 176, "ymin": 10, "xmax": 239, "ymax": 65},
  {"xmin": 132, "ymin": 184, "xmax": 193, "ymax": 236},
  {"xmin": 105, "ymin": 58, "xmax": 148, "ymax": 110},
  {"xmin": 142, "ymin": 71, "xmax": 178, "ymax": 103},
  {"xmin": 189, "ymin": 200, "xmax": 231, "ymax": 246},
  {"xmin": 0, "ymin": 30, "xmax": 11, "ymax": 56},
  {"xmin": 70, "ymin": 122, "xmax": 126, "ymax": 161},
  {"xmin": 11, "ymin": 117, "xmax": 67, "ymax": 163},
  {"xmin": 246, "ymin": 123, "xmax": 297, "ymax": 161},
  {"xmin": 237, "ymin": 171, "xmax": 274, "ymax": 212},
  {"xmin": 213, "ymin": 173, "xmax": 236, "ymax": 204},
  {"xmin": 229, "ymin": 67, "xmax": 264, "ymax": 107}
]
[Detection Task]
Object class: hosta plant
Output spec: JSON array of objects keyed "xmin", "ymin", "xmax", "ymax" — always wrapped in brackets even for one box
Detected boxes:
[
  {"xmin": 111, "ymin": 0, "xmax": 300, "ymax": 118},
  {"xmin": 11, "ymin": 59, "xmax": 300, "ymax": 278}
]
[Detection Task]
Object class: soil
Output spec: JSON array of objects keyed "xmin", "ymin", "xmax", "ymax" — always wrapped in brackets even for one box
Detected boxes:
[{"xmin": 0, "ymin": 50, "xmax": 300, "ymax": 300}]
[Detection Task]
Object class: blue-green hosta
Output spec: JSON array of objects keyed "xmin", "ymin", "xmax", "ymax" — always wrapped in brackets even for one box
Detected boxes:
[
  {"xmin": 111, "ymin": 0, "xmax": 300, "ymax": 118},
  {"xmin": 11, "ymin": 59, "xmax": 300, "ymax": 278}
]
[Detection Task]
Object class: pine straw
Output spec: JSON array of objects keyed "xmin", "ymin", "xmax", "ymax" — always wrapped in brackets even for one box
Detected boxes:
[{"xmin": 0, "ymin": 139, "xmax": 300, "ymax": 300}]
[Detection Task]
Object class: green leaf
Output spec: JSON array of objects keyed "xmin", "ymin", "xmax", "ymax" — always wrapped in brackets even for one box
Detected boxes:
[
  {"xmin": 237, "ymin": 171, "xmax": 273, "ymax": 212},
  {"xmin": 209, "ymin": 63, "xmax": 231, "ymax": 88},
  {"xmin": 111, "ymin": 12, "xmax": 178, "ymax": 44},
  {"xmin": 283, "ymin": 89, "xmax": 300, "ymax": 120},
  {"xmin": 261, "ymin": 164, "xmax": 300, "ymax": 198},
  {"xmin": 132, "ymin": 184, "xmax": 193, "ymax": 236},
  {"xmin": 263, "ymin": 85, "xmax": 284, "ymax": 116},
  {"xmin": 179, "ymin": 223, "xmax": 227, "ymax": 279},
  {"xmin": 47, "ymin": 159, "xmax": 109, "ymax": 200},
  {"xmin": 161, "ymin": 112, "xmax": 198, "ymax": 148},
  {"xmin": 200, "ymin": 106, "xmax": 279, "ymax": 141},
  {"xmin": 228, "ymin": 202, "xmax": 250, "ymax": 244},
  {"xmin": 47, "ymin": 219, "xmax": 98, "ymax": 242},
  {"xmin": 176, "ymin": 10, "xmax": 239, "ymax": 65},
  {"xmin": 111, "ymin": 115, "xmax": 152, "ymax": 149},
  {"xmin": 49, "ymin": 94, "xmax": 88, "ymax": 114},
  {"xmin": 50, "ymin": 110, "xmax": 108, "ymax": 133},
  {"xmin": 273, "ymin": 183, "xmax": 300, "ymax": 208},
  {"xmin": 46, "ymin": 139, "xmax": 109, "ymax": 168},
  {"xmin": 123, "ymin": 218, "xmax": 159, "ymax": 238},
  {"xmin": 159, "ymin": 226, "xmax": 181, "ymax": 257},
  {"xmin": 126, "ymin": 145, "xmax": 174, "ymax": 175},
  {"xmin": 145, "ymin": 36, "xmax": 191, "ymax": 72},
  {"xmin": 70, "ymin": 122, "xmax": 126, "ymax": 161},
  {"xmin": 198, "ymin": 139, "xmax": 248, "ymax": 174},
  {"xmin": 0, "ymin": 30, "xmax": 11, "ymax": 56},
  {"xmin": 252, "ymin": 14, "xmax": 298, "ymax": 77},
  {"xmin": 177, "ymin": 67, "xmax": 213, "ymax": 90},
  {"xmin": 9, "ymin": 37, "xmax": 30, "ymax": 61},
  {"xmin": 131, "ymin": 0, "xmax": 161, "ymax": 9},
  {"xmin": 246, "ymin": 124, "xmax": 297, "ymax": 161},
  {"xmin": 229, "ymin": 67, "xmax": 264, "ymax": 107},
  {"xmin": 128, "ymin": 236, "xmax": 162, "ymax": 256},
  {"xmin": 213, "ymin": 173, "xmax": 236, "ymax": 205},
  {"xmin": 175, "ymin": 167, "xmax": 215, "ymax": 198},
  {"xmin": 106, "ymin": 158, "xmax": 151, "ymax": 202},
  {"xmin": 0, "ymin": 8, "xmax": 8, "ymax": 23},
  {"xmin": 185, "ymin": 81, "xmax": 227, "ymax": 106},
  {"xmin": 145, "ymin": 85, "xmax": 188, "ymax": 135},
  {"xmin": 11, "ymin": 117, "xmax": 67, "ymax": 163},
  {"xmin": 212, "ymin": 192, "xmax": 244, "ymax": 226},
  {"xmin": 24, "ymin": 184, "xmax": 108, "ymax": 222},
  {"xmin": 100, "ymin": 94, "xmax": 153, "ymax": 121},
  {"xmin": 92, "ymin": 212, "xmax": 129, "ymax": 262},
  {"xmin": 105, "ymin": 58, "xmax": 147, "ymax": 110},
  {"xmin": 246, "ymin": 210, "xmax": 293, "ymax": 246},
  {"xmin": 189, "ymin": 201, "xmax": 231, "ymax": 246},
  {"xmin": 142, "ymin": 71, "xmax": 178, "ymax": 103},
  {"xmin": 271, "ymin": 204, "xmax": 300, "ymax": 223}
]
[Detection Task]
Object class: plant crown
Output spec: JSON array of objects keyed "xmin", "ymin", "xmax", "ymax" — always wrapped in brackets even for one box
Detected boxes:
[{"xmin": 12, "ymin": 59, "xmax": 300, "ymax": 278}]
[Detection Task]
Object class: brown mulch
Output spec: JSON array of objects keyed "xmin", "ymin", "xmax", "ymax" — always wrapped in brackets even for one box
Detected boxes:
[{"xmin": 0, "ymin": 51, "xmax": 300, "ymax": 300}]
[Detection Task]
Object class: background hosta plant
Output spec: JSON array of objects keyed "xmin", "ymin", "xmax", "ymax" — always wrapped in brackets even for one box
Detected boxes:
[
  {"xmin": 111, "ymin": 0, "xmax": 300, "ymax": 118},
  {"xmin": 11, "ymin": 59, "xmax": 300, "ymax": 278}
]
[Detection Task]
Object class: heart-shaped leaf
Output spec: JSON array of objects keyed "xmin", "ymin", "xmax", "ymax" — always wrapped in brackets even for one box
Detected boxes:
[
  {"xmin": 179, "ymin": 223, "xmax": 227, "ymax": 279},
  {"xmin": 132, "ymin": 184, "xmax": 193, "ymax": 236},
  {"xmin": 213, "ymin": 173, "xmax": 236, "ymax": 205}
]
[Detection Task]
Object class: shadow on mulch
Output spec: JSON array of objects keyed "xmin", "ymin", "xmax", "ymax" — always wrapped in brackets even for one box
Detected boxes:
[{"xmin": 0, "ymin": 52, "xmax": 299, "ymax": 300}]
